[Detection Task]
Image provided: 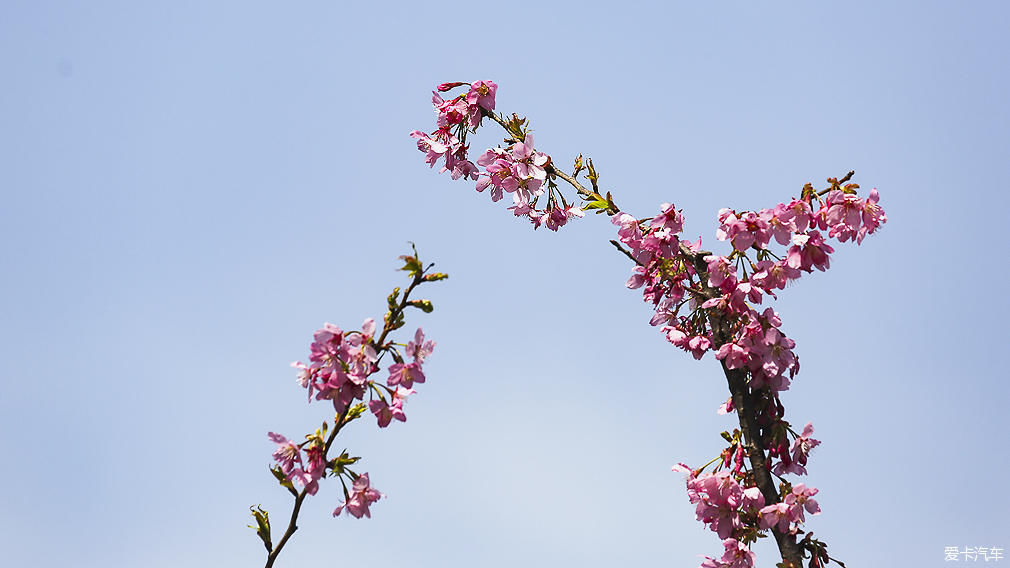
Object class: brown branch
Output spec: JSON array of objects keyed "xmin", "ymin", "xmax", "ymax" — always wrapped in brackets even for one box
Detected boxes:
[
  {"xmin": 720, "ymin": 363, "xmax": 802, "ymax": 567},
  {"xmin": 264, "ymin": 491, "xmax": 307, "ymax": 568}
]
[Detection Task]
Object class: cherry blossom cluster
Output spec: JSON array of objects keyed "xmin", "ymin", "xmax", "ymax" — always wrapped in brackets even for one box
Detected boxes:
[
  {"xmin": 410, "ymin": 81, "xmax": 585, "ymax": 231},
  {"xmin": 674, "ymin": 451, "xmax": 823, "ymax": 568},
  {"xmin": 267, "ymin": 320, "xmax": 435, "ymax": 517},
  {"xmin": 617, "ymin": 182, "xmax": 886, "ymax": 393},
  {"xmin": 291, "ymin": 320, "xmax": 434, "ymax": 428},
  {"xmin": 414, "ymin": 81, "xmax": 884, "ymax": 568},
  {"xmin": 252, "ymin": 251, "xmax": 446, "ymax": 566}
]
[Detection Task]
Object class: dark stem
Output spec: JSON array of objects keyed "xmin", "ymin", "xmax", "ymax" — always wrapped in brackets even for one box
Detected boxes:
[
  {"xmin": 264, "ymin": 491, "xmax": 307, "ymax": 568},
  {"xmin": 720, "ymin": 363, "xmax": 803, "ymax": 567}
]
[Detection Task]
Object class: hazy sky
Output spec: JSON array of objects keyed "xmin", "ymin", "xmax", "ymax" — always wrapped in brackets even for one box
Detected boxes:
[{"xmin": 2, "ymin": 2, "xmax": 1008, "ymax": 567}]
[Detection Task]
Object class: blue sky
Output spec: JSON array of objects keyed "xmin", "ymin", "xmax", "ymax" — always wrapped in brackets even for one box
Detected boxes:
[{"xmin": 1, "ymin": 2, "xmax": 1008, "ymax": 567}]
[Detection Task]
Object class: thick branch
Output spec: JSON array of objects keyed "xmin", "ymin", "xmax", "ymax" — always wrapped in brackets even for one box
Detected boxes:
[
  {"xmin": 706, "ymin": 311, "xmax": 802, "ymax": 565},
  {"xmin": 720, "ymin": 363, "xmax": 803, "ymax": 567}
]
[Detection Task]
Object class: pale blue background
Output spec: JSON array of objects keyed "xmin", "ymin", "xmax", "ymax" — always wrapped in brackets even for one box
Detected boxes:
[{"xmin": 2, "ymin": 2, "xmax": 1007, "ymax": 567}]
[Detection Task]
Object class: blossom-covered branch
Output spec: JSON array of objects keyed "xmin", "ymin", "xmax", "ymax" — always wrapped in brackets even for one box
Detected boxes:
[
  {"xmin": 411, "ymin": 81, "xmax": 885, "ymax": 568},
  {"xmin": 250, "ymin": 246, "xmax": 446, "ymax": 568}
]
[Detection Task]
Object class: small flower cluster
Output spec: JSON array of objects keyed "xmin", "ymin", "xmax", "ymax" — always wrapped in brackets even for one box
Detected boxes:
[
  {"xmin": 411, "ymin": 81, "xmax": 584, "ymax": 231},
  {"xmin": 268, "ymin": 430, "xmax": 326, "ymax": 496},
  {"xmin": 267, "ymin": 322, "xmax": 434, "ymax": 518},
  {"xmin": 700, "ymin": 538, "xmax": 757, "ymax": 568},
  {"xmin": 332, "ymin": 473, "xmax": 384, "ymax": 519},
  {"xmin": 715, "ymin": 186, "xmax": 886, "ymax": 258},
  {"xmin": 255, "ymin": 250, "xmax": 446, "ymax": 547},
  {"xmin": 675, "ymin": 449, "xmax": 822, "ymax": 568},
  {"xmin": 772, "ymin": 422, "xmax": 820, "ymax": 476},
  {"xmin": 291, "ymin": 320, "xmax": 434, "ymax": 426},
  {"xmin": 679, "ymin": 468, "xmax": 767, "ymax": 539},
  {"xmin": 617, "ymin": 182, "xmax": 886, "ymax": 394}
]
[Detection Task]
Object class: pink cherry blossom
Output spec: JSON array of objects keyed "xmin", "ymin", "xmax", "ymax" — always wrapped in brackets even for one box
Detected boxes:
[
  {"xmin": 290, "ymin": 444, "xmax": 326, "ymax": 496},
  {"xmin": 510, "ymin": 133, "xmax": 549, "ymax": 181},
  {"xmin": 700, "ymin": 538, "xmax": 756, "ymax": 568},
  {"xmin": 333, "ymin": 473, "xmax": 383, "ymax": 519},
  {"xmin": 466, "ymin": 80, "xmax": 497, "ymax": 112},
  {"xmin": 268, "ymin": 432, "xmax": 302, "ymax": 476},
  {"xmin": 387, "ymin": 361, "xmax": 425, "ymax": 389},
  {"xmin": 773, "ymin": 422, "xmax": 820, "ymax": 476},
  {"xmin": 716, "ymin": 342, "xmax": 749, "ymax": 370},
  {"xmin": 651, "ymin": 203, "xmax": 685, "ymax": 233},
  {"xmin": 369, "ymin": 397, "xmax": 406, "ymax": 428},
  {"xmin": 407, "ymin": 328, "xmax": 435, "ymax": 362},
  {"xmin": 686, "ymin": 470, "xmax": 744, "ymax": 538}
]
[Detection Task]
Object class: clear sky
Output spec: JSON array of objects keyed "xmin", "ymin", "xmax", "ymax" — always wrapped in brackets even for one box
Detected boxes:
[{"xmin": 2, "ymin": 2, "xmax": 1008, "ymax": 567}]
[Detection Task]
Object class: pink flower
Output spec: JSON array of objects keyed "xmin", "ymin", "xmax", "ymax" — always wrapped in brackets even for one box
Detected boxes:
[
  {"xmin": 732, "ymin": 211, "xmax": 771, "ymax": 251},
  {"xmin": 290, "ymin": 444, "xmax": 326, "ymax": 496},
  {"xmin": 686, "ymin": 470, "xmax": 743, "ymax": 538},
  {"xmin": 761, "ymin": 203, "xmax": 798, "ymax": 245},
  {"xmin": 369, "ymin": 397, "xmax": 406, "ymax": 428},
  {"xmin": 773, "ymin": 422, "xmax": 820, "ymax": 476},
  {"xmin": 782, "ymin": 198, "xmax": 814, "ymax": 233},
  {"xmin": 751, "ymin": 259, "xmax": 800, "ymax": 291},
  {"xmin": 510, "ymin": 134, "xmax": 549, "ymax": 181},
  {"xmin": 333, "ymin": 473, "xmax": 384, "ymax": 519},
  {"xmin": 857, "ymin": 188, "xmax": 887, "ymax": 244},
  {"xmin": 784, "ymin": 483, "xmax": 820, "ymax": 522},
  {"xmin": 433, "ymin": 92, "xmax": 469, "ymax": 128},
  {"xmin": 700, "ymin": 538, "xmax": 756, "ymax": 568},
  {"xmin": 466, "ymin": 80, "xmax": 498, "ymax": 112},
  {"xmin": 705, "ymin": 255, "xmax": 737, "ymax": 292},
  {"xmin": 409, "ymin": 130, "xmax": 450, "ymax": 168},
  {"xmin": 407, "ymin": 328, "xmax": 436, "ymax": 362},
  {"xmin": 687, "ymin": 335, "xmax": 712, "ymax": 359},
  {"xmin": 387, "ymin": 361, "xmax": 425, "ymax": 389},
  {"xmin": 786, "ymin": 231, "xmax": 834, "ymax": 272},
  {"xmin": 741, "ymin": 486, "xmax": 765, "ymax": 511},
  {"xmin": 651, "ymin": 203, "xmax": 684, "ymax": 233},
  {"xmin": 758, "ymin": 484, "xmax": 820, "ymax": 532},
  {"xmin": 758, "ymin": 502, "xmax": 792, "ymax": 533},
  {"xmin": 436, "ymin": 81, "xmax": 467, "ymax": 92},
  {"xmin": 716, "ymin": 396, "xmax": 734, "ymax": 415},
  {"xmin": 716, "ymin": 342, "xmax": 749, "ymax": 369},
  {"xmin": 268, "ymin": 432, "xmax": 302, "ymax": 476}
]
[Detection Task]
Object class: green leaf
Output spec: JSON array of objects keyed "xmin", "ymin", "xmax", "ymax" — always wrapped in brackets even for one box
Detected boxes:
[
  {"xmin": 422, "ymin": 272, "xmax": 449, "ymax": 282},
  {"xmin": 399, "ymin": 255, "xmax": 423, "ymax": 277},
  {"xmin": 345, "ymin": 402, "xmax": 367, "ymax": 422},
  {"xmin": 586, "ymin": 158, "xmax": 600, "ymax": 188},
  {"xmin": 249, "ymin": 505, "xmax": 272, "ymax": 551},
  {"xmin": 270, "ymin": 466, "xmax": 295, "ymax": 492}
]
